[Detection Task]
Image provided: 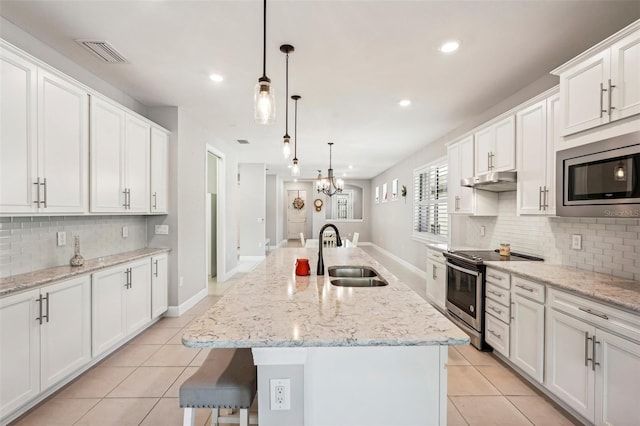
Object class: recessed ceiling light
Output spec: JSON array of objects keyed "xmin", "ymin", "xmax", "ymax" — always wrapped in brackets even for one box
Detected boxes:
[
  {"xmin": 439, "ymin": 40, "xmax": 460, "ymax": 54},
  {"xmin": 398, "ymin": 99, "xmax": 411, "ymax": 107},
  {"xmin": 348, "ymin": 164, "xmax": 353, "ymax": 169},
  {"xmin": 287, "ymin": 164, "xmax": 292, "ymax": 169},
  {"xmin": 209, "ymin": 73, "xmax": 224, "ymax": 82}
]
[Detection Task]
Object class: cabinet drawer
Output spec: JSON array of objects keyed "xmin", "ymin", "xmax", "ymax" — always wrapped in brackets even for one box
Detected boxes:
[
  {"xmin": 485, "ymin": 313, "xmax": 510, "ymax": 357},
  {"xmin": 486, "ymin": 297, "xmax": 511, "ymax": 323},
  {"xmin": 486, "ymin": 282, "xmax": 510, "ymax": 306},
  {"xmin": 486, "ymin": 268, "xmax": 510, "ymax": 289},
  {"xmin": 512, "ymin": 276, "xmax": 545, "ymax": 303},
  {"xmin": 548, "ymin": 288, "xmax": 640, "ymax": 344}
]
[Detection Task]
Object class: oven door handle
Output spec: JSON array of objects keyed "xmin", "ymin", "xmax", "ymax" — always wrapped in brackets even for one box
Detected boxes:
[{"xmin": 446, "ymin": 261, "xmax": 480, "ymax": 277}]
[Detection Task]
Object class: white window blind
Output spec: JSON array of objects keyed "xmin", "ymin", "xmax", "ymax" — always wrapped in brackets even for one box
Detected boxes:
[{"xmin": 413, "ymin": 157, "xmax": 448, "ymax": 242}]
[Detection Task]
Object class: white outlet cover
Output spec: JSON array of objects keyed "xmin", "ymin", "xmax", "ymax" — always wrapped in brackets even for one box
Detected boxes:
[
  {"xmin": 122, "ymin": 226, "xmax": 128, "ymax": 238},
  {"xmin": 270, "ymin": 378, "xmax": 291, "ymax": 410},
  {"xmin": 155, "ymin": 225, "xmax": 169, "ymax": 235},
  {"xmin": 571, "ymin": 234, "xmax": 582, "ymax": 250},
  {"xmin": 56, "ymin": 231, "xmax": 66, "ymax": 246}
]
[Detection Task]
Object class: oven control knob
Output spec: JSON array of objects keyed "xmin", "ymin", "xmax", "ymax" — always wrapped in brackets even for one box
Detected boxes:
[{"xmin": 470, "ymin": 305, "xmax": 475, "ymax": 313}]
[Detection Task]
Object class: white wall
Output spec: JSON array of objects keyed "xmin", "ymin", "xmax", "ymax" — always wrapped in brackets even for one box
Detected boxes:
[
  {"xmin": 239, "ymin": 164, "xmax": 266, "ymax": 257},
  {"xmin": 370, "ymin": 74, "xmax": 559, "ymax": 271},
  {"xmin": 265, "ymin": 174, "xmax": 283, "ymax": 247}
]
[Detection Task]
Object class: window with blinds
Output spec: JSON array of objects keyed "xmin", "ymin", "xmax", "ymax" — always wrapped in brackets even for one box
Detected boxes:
[{"xmin": 413, "ymin": 158, "xmax": 448, "ymax": 242}]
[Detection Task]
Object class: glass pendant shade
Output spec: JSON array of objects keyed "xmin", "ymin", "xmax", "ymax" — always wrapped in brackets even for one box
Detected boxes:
[
  {"xmin": 291, "ymin": 159, "xmax": 300, "ymax": 176},
  {"xmin": 254, "ymin": 78, "xmax": 275, "ymax": 124},
  {"xmin": 283, "ymin": 137, "xmax": 291, "ymax": 159}
]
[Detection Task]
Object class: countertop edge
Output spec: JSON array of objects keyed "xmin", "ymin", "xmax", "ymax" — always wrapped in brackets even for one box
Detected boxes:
[
  {"xmin": 0, "ymin": 247, "xmax": 171, "ymax": 298},
  {"xmin": 182, "ymin": 337, "xmax": 471, "ymax": 349}
]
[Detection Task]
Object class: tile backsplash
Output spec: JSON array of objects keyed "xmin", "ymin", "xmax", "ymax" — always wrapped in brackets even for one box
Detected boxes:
[
  {"xmin": 465, "ymin": 192, "xmax": 640, "ymax": 281},
  {"xmin": 0, "ymin": 216, "xmax": 147, "ymax": 278}
]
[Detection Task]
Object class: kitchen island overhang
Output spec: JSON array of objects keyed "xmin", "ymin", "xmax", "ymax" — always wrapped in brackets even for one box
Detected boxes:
[{"xmin": 183, "ymin": 247, "xmax": 469, "ymax": 426}]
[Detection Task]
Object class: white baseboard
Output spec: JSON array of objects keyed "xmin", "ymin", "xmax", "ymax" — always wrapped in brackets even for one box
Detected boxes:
[
  {"xmin": 368, "ymin": 243, "xmax": 428, "ymax": 279},
  {"xmin": 166, "ymin": 287, "xmax": 208, "ymax": 317},
  {"xmin": 238, "ymin": 255, "xmax": 266, "ymax": 262}
]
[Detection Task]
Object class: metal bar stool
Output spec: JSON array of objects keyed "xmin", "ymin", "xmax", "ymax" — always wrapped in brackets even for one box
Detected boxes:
[{"xmin": 180, "ymin": 348, "xmax": 258, "ymax": 426}]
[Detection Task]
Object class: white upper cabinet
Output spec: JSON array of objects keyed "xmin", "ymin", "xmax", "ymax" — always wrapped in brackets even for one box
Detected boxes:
[
  {"xmin": 1, "ymin": 46, "xmax": 88, "ymax": 214},
  {"xmin": 1, "ymin": 47, "xmax": 37, "ymax": 213},
  {"xmin": 150, "ymin": 127, "xmax": 169, "ymax": 214},
  {"xmin": 516, "ymin": 91, "xmax": 560, "ymax": 215},
  {"xmin": 474, "ymin": 115, "xmax": 515, "ymax": 174},
  {"xmin": 124, "ymin": 115, "xmax": 150, "ymax": 213},
  {"xmin": 448, "ymin": 135, "xmax": 497, "ymax": 216},
  {"xmin": 90, "ymin": 96, "xmax": 126, "ymax": 212},
  {"xmin": 91, "ymin": 97, "xmax": 151, "ymax": 213},
  {"xmin": 554, "ymin": 23, "xmax": 640, "ymax": 137}
]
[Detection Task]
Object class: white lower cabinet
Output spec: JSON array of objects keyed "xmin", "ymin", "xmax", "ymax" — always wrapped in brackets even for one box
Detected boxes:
[
  {"xmin": 92, "ymin": 258, "xmax": 151, "ymax": 357},
  {"xmin": 546, "ymin": 290, "xmax": 640, "ymax": 425},
  {"xmin": 510, "ymin": 292, "xmax": 545, "ymax": 383},
  {"xmin": 151, "ymin": 253, "xmax": 169, "ymax": 318},
  {"xmin": 425, "ymin": 249, "xmax": 446, "ymax": 310},
  {"xmin": 0, "ymin": 276, "xmax": 90, "ymax": 416}
]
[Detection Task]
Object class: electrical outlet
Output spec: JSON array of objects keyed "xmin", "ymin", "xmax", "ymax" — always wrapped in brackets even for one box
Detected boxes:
[
  {"xmin": 480, "ymin": 226, "xmax": 486, "ymax": 237},
  {"xmin": 270, "ymin": 378, "xmax": 291, "ymax": 410},
  {"xmin": 122, "ymin": 226, "xmax": 128, "ymax": 238},
  {"xmin": 571, "ymin": 234, "xmax": 582, "ymax": 250},
  {"xmin": 155, "ymin": 225, "xmax": 169, "ymax": 235},
  {"xmin": 56, "ymin": 231, "xmax": 66, "ymax": 246}
]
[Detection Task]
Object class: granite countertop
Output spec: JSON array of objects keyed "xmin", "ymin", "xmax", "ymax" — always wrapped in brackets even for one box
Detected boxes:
[
  {"xmin": 484, "ymin": 261, "xmax": 640, "ymax": 314},
  {"xmin": 182, "ymin": 247, "xmax": 469, "ymax": 349},
  {"xmin": 0, "ymin": 247, "xmax": 171, "ymax": 297}
]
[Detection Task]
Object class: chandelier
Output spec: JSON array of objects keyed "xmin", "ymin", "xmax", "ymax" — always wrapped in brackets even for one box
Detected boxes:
[{"xmin": 316, "ymin": 142, "xmax": 344, "ymax": 196}]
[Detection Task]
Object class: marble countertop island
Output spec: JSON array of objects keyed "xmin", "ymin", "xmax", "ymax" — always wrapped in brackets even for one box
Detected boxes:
[
  {"xmin": 182, "ymin": 247, "xmax": 469, "ymax": 348},
  {"xmin": 484, "ymin": 261, "xmax": 640, "ymax": 314}
]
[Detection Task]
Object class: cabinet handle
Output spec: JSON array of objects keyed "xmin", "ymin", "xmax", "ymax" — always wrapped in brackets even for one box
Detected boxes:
[
  {"xmin": 488, "ymin": 274, "xmax": 503, "ymax": 281},
  {"xmin": 129, "ymin": 268, "xmax": 133, "ymax": 288},
  {"xmin": 585, "ymin": 331, "xmax": 593, "ymax": 367},
  {"xmin": 543, "ymin": 186, "xmax": 549, "ymax": 210},
  {"xmin": 515, "ymin": 283, "xmax": 534, "ymax": 292},
  {"xmin": 608, "ymin": 79, "xmax": 616, "ymax": 116},
  {"xmin": 491, "ymin": 152, "xmax": 495, "ymax": 170},
  {"xmin": 455, "ymin": 196, "xmax": 460, "ymax": 211},
  {"xmin": 152, "ymin": 192, "xmax": 157, "ymax": 210},
  {"xmin": 578, "ymin": 307, "xmax": 609, "ymax": 320},
  {"xmin": 42, "ymin": 293, "xmax": 49, "ymax": 323},
  {"xmin": 123, "ymin": 189, "xmax": 128, "ymax": 208},
  {"xmin": 510, "ymin": 301, "xmax": 515, "ymax": 320},
  {"xmin": 488, "ymin": 329, "xmax": 501, "ymax": 339},
  {"xmin": 42, "ymin": 178, "xmax": 48, "ymax": 208},
  {"xmin": 489, "ymin": 305, "xmax": 503, "ymax": 315},
  {"xmin": 127, "ymin": 189, "xmax": 131, "ymax": 209},
  {"xmin": 487, "ymin": 152, "xmax": 491, "ymax": 171},
  {"xmin": 539, "ymin": 186, "xmax": 543, "ymax": 211},
  {"xmin": 35, "ymin": 294, "xmax": 43, "ymax": 325},
  {"xmin": 154, "ymin": 260, "xmax": 159, "ymax": 278},
  {"xmin": 593, "ymin": 339, "xmax": 600, "ymax": 371},
  {"xmin": 487, "ymin": 289, "xmax": 503, "ymax": 298},
  {"xmin": 600, "ymin": 83, "xmax": 607, "ymax": 117}
]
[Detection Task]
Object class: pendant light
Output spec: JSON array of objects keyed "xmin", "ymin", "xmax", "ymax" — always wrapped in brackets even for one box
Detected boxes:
[
  {"xmin": 316, "ymin": 143, "xmax": 344, "ymax": 196},
  {"xmin": 291, "ymin": 95, "xmax": 301, "ymax": 176},
  {"xmin": 280, "ymin": 44, "xmax": 294, "ymax": 158},
  {"xmin": 254, "ymin": 0, "xmax": 275, "ymax": 124}
]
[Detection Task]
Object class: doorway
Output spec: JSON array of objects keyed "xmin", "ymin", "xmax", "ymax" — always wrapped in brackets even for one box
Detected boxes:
[
  {"xmin": 205, "ymin": 145, "xmax": 227, "ymax": 295},
  {"xmin": 287, "ymin": 190, "xmax": 307, "ymax": 240},
  {"xmin": 206, "ymin": 152, "xmax": 218, "ymax": 279}
]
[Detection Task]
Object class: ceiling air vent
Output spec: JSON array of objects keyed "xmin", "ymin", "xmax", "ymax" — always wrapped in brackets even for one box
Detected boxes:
[
  {"xmin": 75, "ymin": 40, "xmax": 129, "ymax": 64},
  {"xmin": 237, "ymin": 139, "xmax": 250, "ymax": 145}
]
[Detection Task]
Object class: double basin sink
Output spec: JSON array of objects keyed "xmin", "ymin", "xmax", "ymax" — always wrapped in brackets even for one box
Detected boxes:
[{"xmin": 327, "ymin": 266, "xmax": 388, "ymax": 287}]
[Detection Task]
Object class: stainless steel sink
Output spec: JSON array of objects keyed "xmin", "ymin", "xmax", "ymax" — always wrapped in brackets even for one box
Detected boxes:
[
  {"xmin": 327, "ymin": 266, "xmax": 379, "ymax": 278},
  {"xmin": 330, "ymin": 277, "xmax": 388, "ymax": 287}
]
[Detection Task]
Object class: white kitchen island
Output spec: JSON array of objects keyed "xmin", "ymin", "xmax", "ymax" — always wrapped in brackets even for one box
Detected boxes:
[{"xmin": 182, "ymin": 247, "xmax": 469, "ymax": 426}]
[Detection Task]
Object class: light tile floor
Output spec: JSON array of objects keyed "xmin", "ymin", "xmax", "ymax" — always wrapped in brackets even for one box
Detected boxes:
[{"xmin": 11, "ymin": 243, "xmax": 579, "ymax": 425}]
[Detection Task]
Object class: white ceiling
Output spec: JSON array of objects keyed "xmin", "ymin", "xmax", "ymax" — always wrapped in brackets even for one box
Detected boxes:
[{"xmin": 1, "ymin": 1, "xmax": 639, "ymax": 180}]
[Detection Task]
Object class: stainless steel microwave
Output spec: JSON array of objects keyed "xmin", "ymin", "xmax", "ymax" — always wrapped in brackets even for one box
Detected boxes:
[{"xmin": 556, "ymin": 132, "xmax": 640, "ymax": 218}]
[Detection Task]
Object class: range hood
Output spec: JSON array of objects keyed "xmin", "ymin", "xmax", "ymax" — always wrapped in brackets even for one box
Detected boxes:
[{"xmin": 460, "ymin": 171, "xmax": 517, "ymax": 192}]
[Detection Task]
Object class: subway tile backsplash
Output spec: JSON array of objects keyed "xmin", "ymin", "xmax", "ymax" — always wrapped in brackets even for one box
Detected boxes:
[
  {"xmin": 0, "ymin": 216, "xmax": 147, "ymax": 278},
  {"xmin": 465, "ymin": 192, "xmax": 640, "ymax": 281}
]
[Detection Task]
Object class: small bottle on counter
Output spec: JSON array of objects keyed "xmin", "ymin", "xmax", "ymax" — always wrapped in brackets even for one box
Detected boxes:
[
  {"xmin": 499, "ymin": 243, "xmax": 511, "ymax": 257},
  {"xmin": 70, "ymin": 235, "xmax": 85, "ymax": 266}
]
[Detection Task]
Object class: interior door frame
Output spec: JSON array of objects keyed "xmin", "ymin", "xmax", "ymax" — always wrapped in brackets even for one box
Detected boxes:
[{"xmin": 205, "ymin": 145, "xmax": 226, "ymax": 282}]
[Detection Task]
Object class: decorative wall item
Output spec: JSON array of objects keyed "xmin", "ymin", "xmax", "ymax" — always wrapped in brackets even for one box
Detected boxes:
[
  {"xmin": 382, "ymin": 183, "xmax": 388, "ymax": 203},
  {"xmin": 392, "ymin": 178, "xmax": 399, "ymax": 201},
  {"xmin": 292, "ymin": 190, "xmax": 305, "ymax": 209},
  {"xmin": 314, "ymin": 198, "xmax": 323, "ymax": 212},
  {"xmin": 401, "ymin": 185, "xmax": 407, "ymax": 203},
  {"xmin": 375, "ymin": 186, "xmax": 380, "ymax": 204}
]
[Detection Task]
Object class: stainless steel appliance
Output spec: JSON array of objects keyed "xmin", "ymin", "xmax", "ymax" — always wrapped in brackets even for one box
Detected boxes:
[
  {"xmin": 443, "ymin": 250, "xmax": 543, "ymax": 349},
  {"xmin": 557, "ymin": 131, "xmax": 640, "ymax": 217}
]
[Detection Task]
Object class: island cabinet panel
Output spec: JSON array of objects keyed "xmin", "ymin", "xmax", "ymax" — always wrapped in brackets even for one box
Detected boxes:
[
  {"xmin": 510, "ymin": 293, "xmax": 544, "ymax": 382},
  {"xmin": 0, "ymin": 289, "xmax": 40, "ymax": 416}
]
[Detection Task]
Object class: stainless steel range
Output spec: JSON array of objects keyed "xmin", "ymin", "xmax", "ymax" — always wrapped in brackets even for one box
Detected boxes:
[{"xmin": 442, "ymin": 249, "xmax": 543, "ymax": 349}]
